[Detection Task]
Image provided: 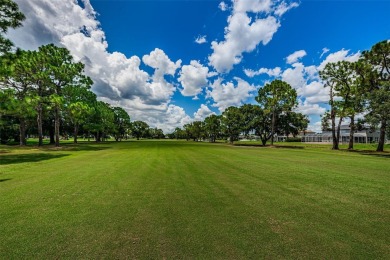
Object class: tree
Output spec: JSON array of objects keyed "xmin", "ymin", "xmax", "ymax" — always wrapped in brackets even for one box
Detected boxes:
[
  {"xmin": 320, "ymin": 61, "xmax": 362, "ymax": 150},
  {"xmin": 191, "ymin": 121, "xmax": 205, "ymax": 141},
  {"xmin": 0, "ymin": 0, "xmax": 25, "ymax": 55},
  {"xmin": 112, "ymin": 107, "xmax": 130, "ymax": 141},
  {"xmin": 358, "ymin": 40, "xmax": 390, "ymax": 152},
  {"xmin": 0, "ymin": 50, "xmax": 37, "ymax": 145},
  {"xmin": 240, "ymin": 104, "xmax": 259, "ymax": 139},
  {"xmin": 63, "ymin": 81, "xmax": 95, "ymax": 143},
  {"xmin": 321, "ymin": 111, "xmax": 332, "ymax": 132},
  {"xmin": 252, "ymin": 106, "xmax": 272, "ymax": 146},
  {"xmin": 255, "ymin": 80, "xmax": 297, "ymax": 145},
  {"xmin": 278, "ymin": 112, "xmax": 309, "ymax": 138},
  {"xmin": 148, "ymin": 127, "xmax": 164, "ymax": 139},
  {"xmin": 221, "ymin": 106, "xmax": 243, "ymax": 144},
  {"xmin": 39, "ymin": 44, "xmax": 92, "ymax": 147},
  {"xmin": 204, "ymin": 114, "xmax": 221, "ymax": 142},
  {"xmin": 131, "ymin": 121, "xmax": 149, "ymax": 140}
]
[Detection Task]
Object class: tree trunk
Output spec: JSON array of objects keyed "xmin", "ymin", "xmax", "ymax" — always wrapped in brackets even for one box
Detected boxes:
[
  {"xmin": 376, "ymin": 119, "xmax": 386, "ymax": 152},
  {"xmin": 261, "ymin": 138, "xmax": 267, "ymax": 146},
  {"xmin": 348, "ymin": 115, "xmax": 355, "ymax": 150},
  {"xmin": 73, "ymin": 124, "xmax": 78, "ymax": 144},
  {"xmin": 49, "ymin": 125, "xmax": 55, "ymax": 144},
  {"xmin": 329, "ymin": 84, "xmax": 339, "ymax": 150},
  {"xmin": 54, "ymin": 107, "xmax": 60, "ymax": 147},
  {"xmin": 229, "ymin": 136, "xmax": 233, "ymax": 144},
  {"xmin": 271, "ymin": 110, "xmax": 275, "ymax": 145},
  {"xmin": 335, "ymin": 116, "xmax": 343, "ymax": 150},
  {"xmin": 19, "ymin": 119, "xmax": 26, "ymax": 146},
  {"xmin": 37, "ymin": 104, "xmax": 43, "ymax": 147}
]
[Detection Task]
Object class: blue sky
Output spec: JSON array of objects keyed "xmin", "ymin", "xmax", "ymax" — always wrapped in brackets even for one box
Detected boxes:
[{"xmin": 8, "ymin": 0, "xmax": 390, "ymax": 132}]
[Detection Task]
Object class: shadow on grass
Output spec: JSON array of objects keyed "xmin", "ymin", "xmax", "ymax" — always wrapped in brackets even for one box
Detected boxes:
[
  {"xmin": 0, "ymin": 153, "xmax": 69, "ymax": 165},
  {"xmin": 0, "ymin": 178, "xmax": 11, "ymax": 183},
  {"xmin": 233, "ymin": 143, "xmax": 304, "ymax": 149},
  {"xmin": 342, "ymin": 149, "xmax": 390, "ymax": 158},
  {"xmin": 59, "ymin": 144, "xmax": 111, "ymax": 152}
]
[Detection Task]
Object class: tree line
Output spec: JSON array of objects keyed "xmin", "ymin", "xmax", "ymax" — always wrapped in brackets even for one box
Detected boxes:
[
  {"xmin": 168, "ymin": 80, "xmax": 309, "ymax": 146},
  {"xmin": 0, "ymin": 1, "xmax": 166, "ymax": 146}
]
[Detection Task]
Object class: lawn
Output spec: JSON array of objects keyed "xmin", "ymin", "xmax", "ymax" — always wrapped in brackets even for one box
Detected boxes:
[{"xmin": 0, "ymin": 140, "xmax": 389, "ymax": 258}]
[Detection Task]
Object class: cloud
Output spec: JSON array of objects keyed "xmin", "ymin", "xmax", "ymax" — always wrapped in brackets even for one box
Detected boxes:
[
  {"xmin": 295, "ymin": 100, "xmax": 326, "ymax": 116},
  {"xmin": 178, "ymin": 60, "xmax": 209, "ymax": 97},
  {"xmin": 286, "ymin": 50, "xmax": 307, "ymax": 64},
  {"xmin": 320, "ymin": 47, "xmax": 330, "ymax": 58},
  {"xmin": 7, "ymin": 0, "xmax": 100, "ymax": 50},
  {"xmin": 244, "ymin": 67, "xmax": 282, "ymax": 78},
  {"xmin": 219, "ymin": 1, "xmax": 228, "ymax": 11},
  {"xmin": 318, "ymin": 49, "xmax": 360, "ymax": 71},
  {"xmin": 195, "ymin": 35, "xmax": 207, "ymax": 44},
  {"xmin": 207, "ymin": 77, "xmax": 255, "ymax": 112},
  {"xmin": 307, "ymin": 121, "xmax": 322, "ymax": 133},
  {"xmin": 142, "ymin": 48, "xmax": 182, "ymax": 77},
  {"xmin": 275, "ymin": 1, "xmax": 299, "ymax": 16},
  {"xmin": 194, "ymin": 104, "xmax": 215, "ymax": 121},
  {"xmin": 208, "ymin": 0, "xmax": 300, "ymax": 73}
]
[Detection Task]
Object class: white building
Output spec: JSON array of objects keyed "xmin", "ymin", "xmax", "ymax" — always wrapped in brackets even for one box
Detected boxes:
[{"xmin": 301, "ymin": 125, "xmax": 382, "ymax": 144}]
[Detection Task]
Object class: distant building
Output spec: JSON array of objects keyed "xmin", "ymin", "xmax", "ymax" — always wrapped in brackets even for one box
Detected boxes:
[{"xmin": 301, "ymin": 125, "xmax": 383, "ymax": 143}]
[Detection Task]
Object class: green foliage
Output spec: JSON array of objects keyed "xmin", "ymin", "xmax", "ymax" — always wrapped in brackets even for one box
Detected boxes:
[
  {"xmin": 204, "ymin": 114, "xmax": 221, "ymax": 142},
  {"xmin": 221, "ymin": 106, "xmax": 243, "ymax": 144},
  {"xmin": 112, "ymin": 107, "xmax": 131, "ymax": 141},
  {"xmin": 0, "ymin": 0, "xmax": 25, "ymax": 54},
  {"xmin": 131, "ymin": 120, "xmax": 149, "ymax": 140},
  {"xmin": 256, "ymin": 80, "xmax": 298, "ymax": 145},
  {"xmin": 360, "ymin": 40, "xmax": 390, "ymax": 151}
]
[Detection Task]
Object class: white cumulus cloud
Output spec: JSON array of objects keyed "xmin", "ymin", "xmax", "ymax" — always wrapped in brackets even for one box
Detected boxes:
[
  {"xmin": 208, "ymin": 0, "xmax": 299, "ymax": 73},
  {"xmin": 207, "ymin": 77, "xmax": 255, "ymax": 112},
  {"xmin": 194, "ymin": 104, "xmax": 215, "ymax": 121},
  {"xmin": 318, "ymin": 49, "xmax": 360, "ymax": 71},
  {"xmin": 7, "ymin": 0, "xmax": 188, "ymax": 132},
  {"xmin": 178, "ymin": 60, "xmax": 209, "ymax": 97},
  {"xmin": 244, "ymin": 67, "xmax": 282, "ymax": 78}
]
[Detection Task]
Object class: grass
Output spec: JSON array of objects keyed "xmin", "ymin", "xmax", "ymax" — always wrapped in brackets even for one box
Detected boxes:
[{"xmin": 0, "ymin": 140, "xmax": 389, "ymax": 258}]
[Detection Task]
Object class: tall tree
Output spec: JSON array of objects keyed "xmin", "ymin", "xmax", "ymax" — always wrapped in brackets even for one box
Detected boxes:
[
  {"xmin": 255, "ymin": 80, "xmax": 297, "ymax": 145},
  {"xmin": 358, "ymin": 40, "xmax": 390, "ymax": 152},
  {"xmin": 39, "ymin": 44, "xmax": 91, "ymax": 147},
  {"xmin": 0, "ymin": 50, "xmax": 37, "ymax": 145},
  {"xmin": 320, "ymin": 61, "xmax": 362, "ymax": 149}
]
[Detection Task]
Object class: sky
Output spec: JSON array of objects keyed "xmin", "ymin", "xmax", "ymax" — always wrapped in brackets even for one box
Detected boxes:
[{"xmin": 7, "ymin": 0, "xmax": 390, "ymax": 133}]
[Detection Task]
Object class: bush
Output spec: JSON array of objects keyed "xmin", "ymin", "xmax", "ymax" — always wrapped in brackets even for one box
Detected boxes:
[{"xmin": 285, "ymin": 137, "xmax": 301, "ymax": 142}]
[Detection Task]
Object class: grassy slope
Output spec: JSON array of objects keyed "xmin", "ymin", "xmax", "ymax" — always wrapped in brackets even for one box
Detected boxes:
[{"xmin": 0, "ymin": 141, "xmax": 389, "ymax": 258}]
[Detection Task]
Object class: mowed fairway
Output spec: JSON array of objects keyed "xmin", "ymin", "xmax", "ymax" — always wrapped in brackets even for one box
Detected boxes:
[{"xmin": 0, "ymin": 141, "xmax": 389, "ymax": 259}]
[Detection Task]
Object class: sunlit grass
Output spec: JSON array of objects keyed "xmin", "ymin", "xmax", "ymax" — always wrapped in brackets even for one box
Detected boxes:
[{"xmin": 0, "ymin": 140, "xmax": 389, "ymax": 258}]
